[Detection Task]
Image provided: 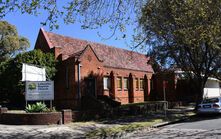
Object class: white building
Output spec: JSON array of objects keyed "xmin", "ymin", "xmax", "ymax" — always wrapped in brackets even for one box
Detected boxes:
[{"xmin": 203, "ymin": 77, "xmax": 221, "ymax": 98}]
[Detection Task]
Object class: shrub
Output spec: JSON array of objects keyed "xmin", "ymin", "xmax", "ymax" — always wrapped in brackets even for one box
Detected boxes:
[
  {"xmin": 0, "ymin": 50, "xmax": 57, "ymax": 106},
  {"xmin": 25, "ymin": 102, "xmax": 56, "ymax": 113}
]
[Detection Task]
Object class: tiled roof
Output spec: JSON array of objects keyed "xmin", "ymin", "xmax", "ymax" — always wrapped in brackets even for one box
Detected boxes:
[{"xmin": 42, "ymin": 29, "xmax": 153, "ymax": 72}]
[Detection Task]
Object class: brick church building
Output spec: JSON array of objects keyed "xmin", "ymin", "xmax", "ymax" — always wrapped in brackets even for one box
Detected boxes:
[{"xmin": 35, "ymin": 28, "xmax": 153, "ymax": 109}]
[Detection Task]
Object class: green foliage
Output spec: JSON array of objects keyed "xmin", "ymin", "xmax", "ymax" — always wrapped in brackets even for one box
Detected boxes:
[
  {"xmin": 25, "ymin": 102, "xmax": 47, "ymax": 113},
  {"xmin": 86, "ymin": 119, "xmax": 163, "ymax": 138},
  {"xmin": 14, "ymin": 49, "xmax": 57, "ymax": 79},
  {"xmin": 139, "ymin": 0, "xmax": 221, "ymax": 106},
  {"xmin": 0, "ymin": 49, "xmax": 57, "ymax": 102},
  {"xmin": 25, "ymin": 102, "xmax": 56, "ymax": 113},
  {"xmin": 0, "ymin": 1, "xmax": 144, "ymax": 39},
  {"xmin": 0, "ymin": 21, "xmax": 30, "ymax": 62}
]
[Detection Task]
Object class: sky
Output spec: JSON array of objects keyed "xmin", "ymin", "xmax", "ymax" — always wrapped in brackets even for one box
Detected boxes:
[{"xmin": 3, "ymin": 11, "xmax": 137, "ymax": 52}]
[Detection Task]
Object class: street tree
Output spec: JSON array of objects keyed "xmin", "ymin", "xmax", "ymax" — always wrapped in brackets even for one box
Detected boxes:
[
  {"xmin": 0, "ymin": 20, "xmax": 30, "ymax": 63},
  {"xmin": 0, "ymin": 0, "xmax": 145, "ymax": 38},
  {"xmin": 139, "ymin": 0, "xmax": 221, "ymax": 107}
]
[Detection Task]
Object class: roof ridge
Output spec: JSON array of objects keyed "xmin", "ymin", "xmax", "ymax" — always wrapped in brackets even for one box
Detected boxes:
[
  {"xmin": 45, "ymin": 31, "xmax": 147, "ymax": 57},
  {"xmin": 40, "ymin": 28, "xmax": 53, "ymax": 48}
]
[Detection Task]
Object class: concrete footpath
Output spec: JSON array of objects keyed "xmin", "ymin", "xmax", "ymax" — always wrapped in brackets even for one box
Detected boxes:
[
  {"xmin": 0, "ymin": 125, "xmax": 82, "ymax": 139},
  {"xmin": 0, "ymin": 121, "xmax": 121, "ymax": 139}
]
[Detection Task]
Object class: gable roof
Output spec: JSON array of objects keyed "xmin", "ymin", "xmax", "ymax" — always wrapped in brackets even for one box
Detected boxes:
[{"xmin": 39, "ymin": 28, "xmax": 153, "ymax": 72}]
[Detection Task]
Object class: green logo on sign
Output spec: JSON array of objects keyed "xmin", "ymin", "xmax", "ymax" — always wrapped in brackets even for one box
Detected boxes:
[{"xmin": 28, "ymin": 83, "xmax": 37, "ymax": 90}]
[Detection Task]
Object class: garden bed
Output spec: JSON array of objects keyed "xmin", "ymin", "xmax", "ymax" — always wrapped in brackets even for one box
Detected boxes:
[{"xmin": 0, "ymin": 111, "xmax": 62, "ymax": 125}]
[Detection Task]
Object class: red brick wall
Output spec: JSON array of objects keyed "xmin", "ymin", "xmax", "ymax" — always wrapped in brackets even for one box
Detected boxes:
[
  {"xmin": 152, "ymin": 72, "xmax": 176, "ymax": 101},
  {"xmin": 54, "ymin": 57, "xmax": 80, "ymax": 109},
  {"xmin": 0, "ymin": 112, "xmax": 62, "ymax": 125},
  {"xmin": 62, "ymin": 109, "xmax": 72, "ymax": 124},
  {"xmin": 34, "ymin": 29, "xmax": 51, "ymax": 53},
  {"xmin": 55, "ymin": 53, "xmax": 152, "ymax": 106},
  {"xmin": 35, "ymin": 33, "xmax": 153, "ymax": 109},
  {"xmin": 79, "ymin": 46, "xmax": 104, "ymax": 97},
  {"xmin": 152, "ymin": 72, "xmax": 198, "ymax": 102},
  {"xmin": 53, "ymin": 47, "xmax": 153, "ymax": 107},
  {"xmin": 102, "ymin": 68, "xmax": 152, "ymax": 104}
]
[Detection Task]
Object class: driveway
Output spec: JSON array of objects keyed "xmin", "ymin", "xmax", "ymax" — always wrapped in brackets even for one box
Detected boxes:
[{"xmin": 127, "ymin": 115, "xmax": 221, "ymax": 139}]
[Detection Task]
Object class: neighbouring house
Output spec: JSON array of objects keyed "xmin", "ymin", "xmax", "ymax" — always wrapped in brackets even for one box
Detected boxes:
[
  {"xmin": 152, "ymin": 70, "xmax": 200, "ymax": 102},
  {"xmin": 34, "ymin": 28, "xmax": 153, "ymax": 110},
  {"xmin": 152, "ymin": 70, "xmax": 221, "ymax": 103}
]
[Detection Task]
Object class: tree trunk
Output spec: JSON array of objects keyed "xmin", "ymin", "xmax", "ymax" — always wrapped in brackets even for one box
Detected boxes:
[
  {"xmin": 195, "ymin": 79, "xmax": 207, "ymax": 110},
  {"xmin": 195, "ymin": 86, "xmax": 204, "ymax": 110}
]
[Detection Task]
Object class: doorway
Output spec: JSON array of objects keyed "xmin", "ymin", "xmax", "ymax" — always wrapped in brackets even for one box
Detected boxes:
[{"xmin": 85, "ymin": 78, "xmax": 96, "ymax": 96}]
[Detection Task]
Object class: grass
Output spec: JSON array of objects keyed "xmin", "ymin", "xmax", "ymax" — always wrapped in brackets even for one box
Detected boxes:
[
  {"xmin": 86, "ymin": 119, "xmax": 163, "ymax": 138},
  {"xmin": 68, "ymin": 121, "xmax": 98, "ymax": 127},
  {"xmin": 85, "ymin": 111, "xmax": 196, "ymax": 138}
]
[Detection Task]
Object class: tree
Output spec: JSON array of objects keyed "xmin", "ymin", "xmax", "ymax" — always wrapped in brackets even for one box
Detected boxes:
[
  {"xmin": 0, "ymin": 0, "xmax": 145, "ymax": 38},
  {"xmin": 0, "ymin": 49, "xmax": 57, "ymax": 105},
  {"xmin": 139, "ymin": 0, "xmax": 221, "ymax": 107},
  {"xmin": 0, "ymin": 21, "xmax": 30, "ymax": 63}
]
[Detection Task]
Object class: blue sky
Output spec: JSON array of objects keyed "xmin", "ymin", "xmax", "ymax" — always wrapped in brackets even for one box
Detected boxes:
[{"xmin": 3, "ymin": 11, "xmax": 136, "ymax": 52}]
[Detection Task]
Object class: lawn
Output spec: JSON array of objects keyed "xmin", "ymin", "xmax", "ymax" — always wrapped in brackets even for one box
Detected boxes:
[{"xmin": 68, "ymin": 110, "xmax": 195, "ymax": 138}]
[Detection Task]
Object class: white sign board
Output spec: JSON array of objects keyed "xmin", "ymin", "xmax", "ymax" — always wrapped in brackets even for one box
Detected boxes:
[
  {"xmin": 22, "ymin": 63, "xmax": 46, "ymax": 81},
  {"xmin": 25, "ymin": 81, "xmax": 54, "ymax": 101}
]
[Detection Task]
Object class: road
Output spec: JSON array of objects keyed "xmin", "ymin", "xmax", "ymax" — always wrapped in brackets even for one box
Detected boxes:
[{"xmin": 128, "ymin": 115, "xmax": 221, "ymax": 139}]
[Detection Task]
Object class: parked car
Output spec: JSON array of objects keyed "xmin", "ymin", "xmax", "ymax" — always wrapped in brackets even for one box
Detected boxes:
[{"xmin": 198, "ymin": 97, "xmax": 221, "ymax": 113}]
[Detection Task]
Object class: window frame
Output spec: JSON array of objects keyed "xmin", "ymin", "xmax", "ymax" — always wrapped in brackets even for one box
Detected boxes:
[
  {"xmin": 117, "ymin": 77, "xmax": 122, "ymax": 90},
  {"xmin": 123, "ymin": 78, "xmax": 129, "ymax": 90},
  {"xmin": 135, "ymin": 78, "xmax": 139, "ymax": 91},
  {"xmin": 103, "ymin": 76, "xmax": 111, "ymax": 90},
  {"xmin": 140, "ymin": 79, "xmax": 144, "ymax": 90}
]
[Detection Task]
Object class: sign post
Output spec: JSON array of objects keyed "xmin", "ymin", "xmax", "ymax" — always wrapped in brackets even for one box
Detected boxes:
[
  {"xmin": 22, "ymin": 63, "xmax": 54, "ymax": 108},
  {"xmin": 25, "ymin": 81, "xmax": 54, "ymax": 108},
  {"xmin": 163, "ymin": 80, "xmax": 168, "ymax": 117}
]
